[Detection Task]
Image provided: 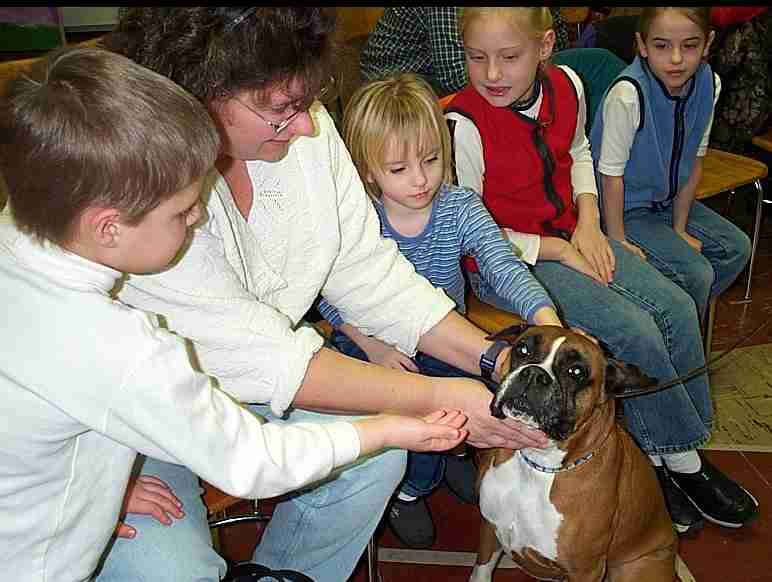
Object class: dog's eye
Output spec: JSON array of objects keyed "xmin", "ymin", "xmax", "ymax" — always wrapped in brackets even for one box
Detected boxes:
[
  {"xmin": 567, "ymin": 365, "xmax": 587, "ymax": 382},
  {"xmin": 515, "ymin": 341, "xmax": 530, "ymax": 357}
]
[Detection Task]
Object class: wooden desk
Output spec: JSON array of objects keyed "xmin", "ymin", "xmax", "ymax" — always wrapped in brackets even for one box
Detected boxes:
[
  {"xmin": 698, "ymin": 148, "xmax": 768, "ymax": 301},
  {"xmin": 751, "ymin": 128, "xmax": 772, "ymax": 153}
]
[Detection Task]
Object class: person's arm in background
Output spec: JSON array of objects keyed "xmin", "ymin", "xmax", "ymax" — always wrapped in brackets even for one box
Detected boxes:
[
  {"xmin": 549, "ymin": 8, "xmax": 572, "ymax": 53},
  {"xmin": 425, "ymin": 7, "xmax": 468, "ymax": 95}
]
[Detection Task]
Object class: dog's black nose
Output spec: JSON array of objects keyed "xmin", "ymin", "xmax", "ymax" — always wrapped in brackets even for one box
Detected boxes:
[{"xmin": 520, "ymin": 365, "xmax": 552, "ymax": 388}]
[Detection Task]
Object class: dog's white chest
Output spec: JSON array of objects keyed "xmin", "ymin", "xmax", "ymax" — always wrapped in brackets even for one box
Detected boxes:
[{"xmin": 479, "ymin": 450, "xmax": 564, "ymax": 559}]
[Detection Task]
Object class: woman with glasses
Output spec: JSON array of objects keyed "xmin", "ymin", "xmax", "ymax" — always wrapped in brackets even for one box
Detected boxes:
[{"xmin": 97, "ymin": 7, "xmax": 548, "ymax": 582}]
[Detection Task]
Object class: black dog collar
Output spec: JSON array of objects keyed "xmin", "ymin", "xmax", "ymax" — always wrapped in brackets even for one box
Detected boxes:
[{"xmin": 479, "ymin": 340, "xmax": 509, "ymax": 382}]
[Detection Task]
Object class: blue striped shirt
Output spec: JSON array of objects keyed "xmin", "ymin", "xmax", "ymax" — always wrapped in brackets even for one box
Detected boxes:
[{"xmin": 318, "ymin": 183, "xmax": 555, "ymax": 328}]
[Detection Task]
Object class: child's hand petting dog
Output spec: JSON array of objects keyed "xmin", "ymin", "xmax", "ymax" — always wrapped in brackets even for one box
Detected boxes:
[{"xmin": 115, "ymin": 474, "xmax": 185, "ymax": 539}]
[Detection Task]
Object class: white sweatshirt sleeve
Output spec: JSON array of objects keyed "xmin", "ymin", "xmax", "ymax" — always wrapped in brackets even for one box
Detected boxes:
[
  {"xmin": 558, "ymin": 65, "xmax": 598, "ymax": 199},
  {"xmin": 102, "ymin": 315, "xmax": 360, "ymax": 500}
]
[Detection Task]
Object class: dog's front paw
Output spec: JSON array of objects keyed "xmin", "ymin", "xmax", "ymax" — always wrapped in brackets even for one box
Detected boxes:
[{"xmin": 469, "ymin": 558, "xmax": 498, "ymax": 582}]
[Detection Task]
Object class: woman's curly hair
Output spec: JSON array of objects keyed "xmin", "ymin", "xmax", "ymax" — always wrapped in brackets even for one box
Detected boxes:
[{"xmin": 103, "ymin": 7, "xmax": 336, "ymax": 104}]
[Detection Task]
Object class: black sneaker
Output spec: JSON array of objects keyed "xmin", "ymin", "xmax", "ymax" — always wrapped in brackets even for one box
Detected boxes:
[
  {"xmin": 444, "ymin": 454, "xmax": 478, "ymax": 504},
  {"xmin": 387, "ymin": 497, "xmax": 436, "ymax": 549},
  {"xmin": 668, "ymin": 454, "xmax": 760, "ymax": 528},
  {"xmin": 654, "ymin": 466, "xmax": 704, "ymax": 535}
]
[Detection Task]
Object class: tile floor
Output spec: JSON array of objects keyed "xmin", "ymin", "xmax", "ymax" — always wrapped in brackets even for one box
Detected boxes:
[{"xmin": 218, "ymin": 191, "xmax": 772, "ymax": 582}]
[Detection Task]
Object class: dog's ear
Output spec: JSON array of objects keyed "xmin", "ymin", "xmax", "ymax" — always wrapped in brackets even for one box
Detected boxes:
[
  {"xmin": 605, "ymin": 358, "xmax": 658, "ymax": 396},
  {"xmin": 486, "ymin": 323, "xmax": 529, "ymax": 344}
]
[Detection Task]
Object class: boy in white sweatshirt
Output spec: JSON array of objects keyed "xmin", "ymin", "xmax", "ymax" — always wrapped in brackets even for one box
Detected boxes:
[{"xmin": 0, "ymin": 46, "xmax": 467, "ymax": 582}]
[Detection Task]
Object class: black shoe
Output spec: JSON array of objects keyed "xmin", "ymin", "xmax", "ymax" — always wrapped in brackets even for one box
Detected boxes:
[
  {"xmin": 668, "ymin": 454, "xmax": 760, "ymax": 529},
  {"xmin": 224, "ymin": 562, "xmax": 315, "ymax": 581},
  {"xmin": 654, "ymin": 466, "xmax": 704, "ymax": 535},
  {"xmin": 387, "ymin": 497, "xmax": 436, "ymax": 549},
  {"xmin": 444, "ymin": 454, "xmax": 478, "ymax": 504}
]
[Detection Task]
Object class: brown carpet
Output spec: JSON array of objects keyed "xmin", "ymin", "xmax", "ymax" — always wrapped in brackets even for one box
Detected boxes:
[{"xmin": 704, "ymin": 343, "xmax": 772, "ymax": 452}]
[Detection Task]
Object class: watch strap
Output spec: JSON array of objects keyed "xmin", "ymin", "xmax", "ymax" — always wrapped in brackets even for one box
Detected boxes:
[{"xmin": 480, "ymin": 340, "xmax": 508, "ymax": 381}]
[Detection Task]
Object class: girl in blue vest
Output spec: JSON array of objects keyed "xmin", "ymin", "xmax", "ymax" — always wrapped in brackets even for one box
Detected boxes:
[
  {"xmin": 590, "ymin": 6, "xmax": 756, "ymax": 527},
  {"xmin": 448, "ymin": 7, "xmax": 758, "ymax": 534},
  {"xmin": 317, "ymin": 72, "xmax": 563, "ymax": 549}
]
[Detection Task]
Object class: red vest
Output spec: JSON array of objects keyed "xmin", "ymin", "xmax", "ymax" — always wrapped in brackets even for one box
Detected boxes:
[{"xmin": 447, "ymin": 65, "xmax": 579, "ymax": 245}]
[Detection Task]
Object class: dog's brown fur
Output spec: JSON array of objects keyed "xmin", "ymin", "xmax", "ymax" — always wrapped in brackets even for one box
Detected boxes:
[{"xmin": 472, "ymin": 325, "xmax": 677, "ymax": 582}]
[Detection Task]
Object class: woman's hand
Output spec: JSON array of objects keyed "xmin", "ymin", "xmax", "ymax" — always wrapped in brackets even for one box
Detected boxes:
[
  {"xmin": 447, "ymin": 378, "xmax": 550, "ymax": 450},
  {"xmin": 115, "ymin": 475, "xmax": 184, "ymax": 539}
]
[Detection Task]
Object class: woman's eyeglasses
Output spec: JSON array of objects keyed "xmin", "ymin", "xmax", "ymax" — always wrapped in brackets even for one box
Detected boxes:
[
  {"xmin": 234, "ymin": 77, "xmax": 337, "ymax": 135},
  {"xmin": 235, "ymin": 98, "xmax": 303, "ymax": 134}
]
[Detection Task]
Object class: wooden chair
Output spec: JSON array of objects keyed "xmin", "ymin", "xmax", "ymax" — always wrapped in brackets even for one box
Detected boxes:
[
  {"xmin": 201, "ymin": 480, "xmax": 274, "ymax": 568},
  {"xmin": 696, "ymin": 148, "xmax": 767, "ymax": 352}
]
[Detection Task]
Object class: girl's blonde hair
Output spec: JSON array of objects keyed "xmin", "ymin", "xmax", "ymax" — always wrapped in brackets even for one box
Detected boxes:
[
  {"xmin": 637, "ymin": 7, "xmax": 711, "ymax": 41},
  {"xmin": 342, "ymin": 73, "xmax": 453, "ymax": 200},
  {"xmin": 459, "ymin": 7, "xmax": 553, "ymax": 42}
]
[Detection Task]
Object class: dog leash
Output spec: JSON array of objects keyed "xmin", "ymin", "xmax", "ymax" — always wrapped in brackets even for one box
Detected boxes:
[{"xmin": 616, "ymin": 312, "xmax": 772, "ymax": 400}]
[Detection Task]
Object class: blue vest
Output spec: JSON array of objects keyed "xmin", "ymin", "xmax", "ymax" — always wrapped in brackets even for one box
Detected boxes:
[{"xmin": 590, "ymin": 56, "xmax": 715, "ymax": 211}]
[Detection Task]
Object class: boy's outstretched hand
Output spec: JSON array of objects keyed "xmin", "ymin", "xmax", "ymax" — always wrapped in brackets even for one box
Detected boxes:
[
  {"xmin": 355, "ymin": 409, "xmax": 468, "ymax": 455},
  {"xmin": 115, "ymin": 474, "xmax": 185, "ymax": 539}
]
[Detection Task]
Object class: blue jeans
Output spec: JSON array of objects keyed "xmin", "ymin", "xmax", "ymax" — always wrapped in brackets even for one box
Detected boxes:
[
  {"xmin": 471, "ymin": 237, "xmax": 713, "ymax": 455},
  {"xmin": 94, "ymin": 456, "xmax": 227, "ymax": 582},
  {"xmin": 96, "ymin": 413, "xmax": 406, "ymax": 582},
  {"xmin": 330, "ymin": 329, "xmax": 478, "ymax": 498},
  {"xmin": 623, "ymin": 201, "xmax": 751, "ymax": 321}
]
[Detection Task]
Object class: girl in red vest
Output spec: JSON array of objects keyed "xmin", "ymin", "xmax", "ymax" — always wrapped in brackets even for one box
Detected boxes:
[{"xmin": 446, "ymin": 6, "xmax": 758, "ymax": 535}]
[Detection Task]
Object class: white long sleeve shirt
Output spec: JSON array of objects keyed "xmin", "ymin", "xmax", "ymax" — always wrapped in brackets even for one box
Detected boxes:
[
  {"xmin": 446, "ymin": 65, "xmax": 598, "ymax": 265},
  {"xmin": 0, "ymin": 217, "xmax": 360, "ymax": 582},
  {"xmin": 118, "ymin": 104, "xmax": 455, "ymax": 415}
]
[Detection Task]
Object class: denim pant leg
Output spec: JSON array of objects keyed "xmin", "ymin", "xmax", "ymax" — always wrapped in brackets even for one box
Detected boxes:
[
  {"xmin": 328, "ymin": 330, "xmax": 444, "ymax": 499},
  {"xmin": 248, "ymin": 404, "xmax": 406, "ymax": 582},
  {"xmin": 625, "ymin": 202, "xmax": 751, "ymax": 321},
  {"xmin": 471, "ymin": 239, "xmax": 712, "ymax": 454},
  {"xmin": 95, "ymin": 456, "xmax": 226, "ymax": 582}
]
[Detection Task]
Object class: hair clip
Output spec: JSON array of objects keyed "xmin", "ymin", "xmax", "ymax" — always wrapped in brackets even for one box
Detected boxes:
[{"xmin": 223, "ymin": 7, "xmax": 256, "ymax": 34}]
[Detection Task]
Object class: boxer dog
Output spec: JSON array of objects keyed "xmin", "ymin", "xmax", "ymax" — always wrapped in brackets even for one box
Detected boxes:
[{"xmin": 470, "ymin": 325, "xmax": 677, "ymax": 582}]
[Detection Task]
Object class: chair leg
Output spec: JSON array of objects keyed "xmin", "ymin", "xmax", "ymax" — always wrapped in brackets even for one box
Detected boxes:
[
  {"xmin": 366, "ymin": 534, "xmax": 379, "ymax": 582},
  {"xmin": 724, "ymin": 188, "xmax": 735, "ymax": 216},
  {"xmin": 742, "ymin": 178, "xmax": 765, "ymax": 301},
  {"xmin": 703, "ymin": 296, "xmax": 717, "ymax": 356}
]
